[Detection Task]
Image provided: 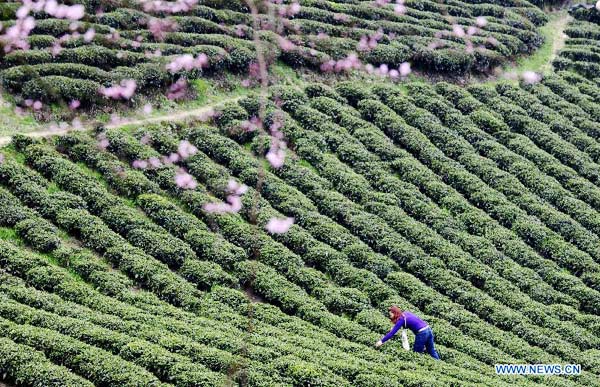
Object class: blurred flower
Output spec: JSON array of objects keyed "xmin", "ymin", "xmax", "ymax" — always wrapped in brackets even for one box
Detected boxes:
[
  {"xmin": 399, "ymin": 62, "xmax": 411, "ymax": 77},
  {"xmin": 99, "ymin": 79, "xmax": 137, "ymax": 99},
  {"xmin": 177, "ymin": 140, "xmax": 198, "ymax": 159},
  {"xmin": 265, "ymin": 217, "xmax": 294, "ymax": 234},
  {"xmin": 522, "ymin": 71, "xmax": 541, "ymax": 84},
  {"xmin": 167, "ymin": 78, "xmax": 188, "ymax": 100},
  {"xmin": 452, "ymin": 24, "xmax": 465, "ymax": 38},
  {"xmin": 148, "ymin": 18, "xmax": 178, "ymax": 41},
  {"xmin": 175, "ymin": 168, "xmax": 198, "ymax": 189},
  {"xmin": 132, "ymin": 159, "xmax": 148, "ymax": 169}
]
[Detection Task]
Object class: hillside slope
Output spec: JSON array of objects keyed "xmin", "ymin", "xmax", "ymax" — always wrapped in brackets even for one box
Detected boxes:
[
  {"xmin": 2, "ymin": 0, "xmax": 600, "ymax": 386},
  {"xmin": 1, "ymin": 74, "xmax": 600, "ymax": 384}
]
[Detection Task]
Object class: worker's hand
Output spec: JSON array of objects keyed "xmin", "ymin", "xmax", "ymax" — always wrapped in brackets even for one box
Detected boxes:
[{"xmin": 375, "ymin": 340, "xmax": 383, "ymax": 348}]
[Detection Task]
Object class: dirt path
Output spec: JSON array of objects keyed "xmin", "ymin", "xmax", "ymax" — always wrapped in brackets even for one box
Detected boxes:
[
  {"xmin": 541, "ymin": 12, "xmax": 571, "ymax": 74},
  {"xmin": 0, "ymin": 96, "xmax": 243, "ymax": 147}
]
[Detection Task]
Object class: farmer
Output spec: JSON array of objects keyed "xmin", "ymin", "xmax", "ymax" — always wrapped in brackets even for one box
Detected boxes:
[{"xmin": 375, "ymin": 306, "xmax": 440, "ymax": 360}]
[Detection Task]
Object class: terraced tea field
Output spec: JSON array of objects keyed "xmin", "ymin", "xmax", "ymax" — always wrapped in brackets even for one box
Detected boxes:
[
  {"xmin": 1, "ymin": 0, "xmax": 600, "ymax": 386},
  {"xmin": 0, "ymin": 0, "xmax": 547, "ymax": 105}
]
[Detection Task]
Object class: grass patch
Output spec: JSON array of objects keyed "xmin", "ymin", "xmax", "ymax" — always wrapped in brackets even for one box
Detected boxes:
[
  {"xmin": 191, "ymin": 79, "xmax": 210, "ymax": 105},
  {"xmin": 506, "ymin": 11, "xmax": 568, "ymax": 75},
  {"xmin": 0, "ymin": 227, "xmax": 20, "ymax": 243},
  {"xmin": 0, "ymin": 93, "xmax": 40, "ymax": 137},
  {"xmin": 298, "ymin": 158, "xmax": 320, "ymax": 174},
  {"xmin": 1, "ymin": 144, "xmax": 27, "ymax": 164},
  {"xmin": 272, "ymin": 61, "xmax": 303, "ymax": 86},
  {"xmin": 47, "ymin": 182, "xmax": 61, "ymax": 193}
]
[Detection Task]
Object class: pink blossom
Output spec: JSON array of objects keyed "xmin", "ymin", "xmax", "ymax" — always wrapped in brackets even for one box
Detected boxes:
[
  {"xmin": 170, "ymin": 54, "xmax": 193, "ymax": 70},
  {"xmin": 148, "ymin": 18, "xmax": 178, "ymax": 41},
  {"xmin": 467, "ymin": 26, "xmax": 478, "ymax": 36},
  {"xmin": 142, "ymin": 104, "xmax": 153, "ymax": 114},
  {"xmin": 241, "ymin": 119, "xmax": 259, "ymax": 132},
  {"xmin": 16, "ymin": 6, "xmax": 30, "ymax": 19},
  {"xmin": 399, "ymin": 62, "xmax": 411, "ymax": 77},
  {"xmin": 140, "ymin": 134, "xmax": 152, "ymax": 145},
  {"xmin": 44, "ymin": 1, "xmax": 58, "ymax": 16},
  {"xmin": 202, "ymin": 202, "xmax": 229, "ymax": 214},
  {"xmin": 597, "ymin": 0, "xmax": 600, "ymax": 11},
  {"xmin": 69, "ymin": 100, "xmax": 80, "ymax": 110},
  {"xmin": 99, "ymin": 79, "xmax": 137, "ymax": 100},
  {"xmin": 141, "ymin": 0, "xmax": 199, "ymax": 13},
  {"xmin": 266, "ymin": 148, "xmax": 285, "ymax": 168},
  {"xmin": 475, "ymin": 16, "xmax": 487, "ymax": 28},
  {"xmin": 168, "ymin": 152, "xmax": 180, "ymax": 163},
  {"xmin": 452, "ymin": 25, "xmax": 465, "ymax": 38},
  {"xmin": 30, "ymin": 1, "xmax": 45, "ymax": 12},
  {"xmin": 202, "ymin": 179, "xmax": 248, "ymax": 213},
  {"xmin": 357, "ymin": 36, "xmax": 369, "ymax": 51},
  {"xmin": 465, "ymin": 41, "xmax": 475, "ymax": 53},
  {"xmin": 43, "ymin": 2, "xmax": 85, "ymax": 20},
  {"xmin": 97, "ymin": 138, "xmax": 110, "ymax": 150},
  {"xmin": 175, "ymin": 168, "xmax": 198, "ymax": 189},
  {"xmin": 522, "ymin": 71, "xmax": 541, "ymax": 84},
  {"xmin": 394, "ymin": 4, "xmax": 406, "ymax": 14},
  {"xmin": 320, "ymin": 59, "xmax": 335, "ymax": 72},
  {"xmin": 234, "ymin": 25, "xmax": 245, "ymax": 37},
  {"xmin": 32, "ymin": 100, "xmax": 42, "ymax": 110},
  {"xmin": 177, "ymin": 140, "xmax": 198, "ymax": 159},
  {"xmin": 278, "ymin": 36, "xmax": 296, "ymax": 52},
  {"xmin": 132, "ymin": 159, "xmax": 148, "ymax": 169},
  {"xmin": 1, "ymin": 16, "xmax": 35, "ymax": 53},
  {"xmin": 50, "ymin": 42, "xmax": 63, "ymax": 57},
  {"xmin": 227, "ymin": 179, "xmax": 248, "ymax": 196},
  {"xmin": 486, "ymin": 36, "xmax": 499, "ymax": 46},
  {"xmin": 0, "ymin": 153, "xmax": 4, "ymax": 164},
  {"xmin": 58, "ymin": 34, "xmax": 70, "ymax": 44},
  {"xmin": 167, "ymin": 78, "xmax": 188, "ymax": 100},
  {"xmin": 265, "ymin": 217, "xmax": 294, "ymax": 234},
  {"xmin": 148, "ymin": 157, "xmax": 162, "ymax": 168},
  {"xmin": 289, "ymin": 2, "xmax": 301, "ymax": 15},
  {"xmin": 333, "ymin": 13, "xmax": 349, "ymax": 22},
  {"xmin": 226, "ymin": 195, "xmax": 242, "ymax": 212}
]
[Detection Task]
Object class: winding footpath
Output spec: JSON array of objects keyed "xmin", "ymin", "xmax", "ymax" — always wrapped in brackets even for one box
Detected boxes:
[
  {"xmin": 541, "ymin": 12, "xmax": 571, "ymax": 74},
  {"xmin": 0, "ymin": 11, "xmax": 572, "ymax": 148},
  {"xmin": 0, "ymin": 97, "xmax": 243, "ymax": 148}
]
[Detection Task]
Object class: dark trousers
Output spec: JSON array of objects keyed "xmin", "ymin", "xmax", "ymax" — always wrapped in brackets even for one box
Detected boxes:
[{"xmin": 413, "ymin": 327, "xmax": 440, "ymax": 360}]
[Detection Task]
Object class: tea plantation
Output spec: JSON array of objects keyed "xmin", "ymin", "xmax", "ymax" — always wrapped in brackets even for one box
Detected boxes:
[{"xmin": 1, "ymin": 0, "xmax": 600, "ymax": 386}]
